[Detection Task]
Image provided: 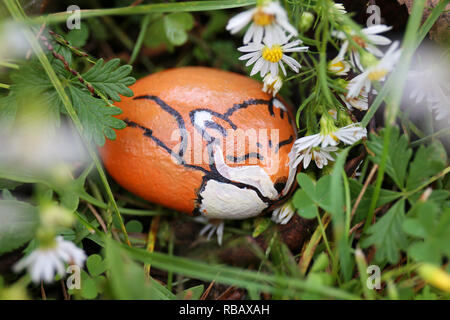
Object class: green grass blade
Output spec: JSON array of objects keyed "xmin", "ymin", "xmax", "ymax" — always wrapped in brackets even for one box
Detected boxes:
[{"xmin": 30, "ymin": 0, "xmax": 256, "ymax": 24}]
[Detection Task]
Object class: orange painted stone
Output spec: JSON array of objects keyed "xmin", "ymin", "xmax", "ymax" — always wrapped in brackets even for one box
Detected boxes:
[{"xmin": 100, "ymin": 67, "xmax": 298, "ymax": 220}]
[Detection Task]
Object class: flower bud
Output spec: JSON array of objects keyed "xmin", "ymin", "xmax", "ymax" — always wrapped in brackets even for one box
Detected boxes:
[
  {"xmin": 40, "ymin": 203, "xmax": 75, "ymax": 229},
  {"xmin": 418, "ymin": 264, "xmax": 450, "ymax": 292},
  {"xmin": 360, "ymin": 51, "xmax": 379, "ymax": 69},
  {"xmin": 298, "ymin": 12, "xmax": 314, "ymax": 32}
]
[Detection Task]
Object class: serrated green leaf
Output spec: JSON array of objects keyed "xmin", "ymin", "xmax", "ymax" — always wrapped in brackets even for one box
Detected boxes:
[
  {"xmin": 414, "ymin": 285, "xmax": 438, "ymax": 300},
  {"xmin": 69, "ymin": 86, "xmax": 125, "ymax": 146},
  {"xmin": 81, "ymin": 58, "xmax": 135, "ymax": 102},
  {"xmin": 9, "ymin": 61, "xmax": 62, "ymax": 126},
  {"xmin": 349, "ymin": 179, "xmax": 402, "ymax": 222},
  {"xmin": 0, "ymin": 93, "xmax": 18, "ymax": 132},
  {"xmin": 362, "ymin": 199, "xmax": 408, "ymax": 264},
  {"xmin": 406, "ymin": 142, "xmax": 447, "ymax": 192},
  {"xmin": 0, "ymin": 200, "xmax": 39, "ymax": 254},
  {"xmin": 403, "ymin": 201, "xmax": 450, "ymax": 264},
  {"xmin": 367, "ymin": 127, "xmax": 412, "ymax": 189}
]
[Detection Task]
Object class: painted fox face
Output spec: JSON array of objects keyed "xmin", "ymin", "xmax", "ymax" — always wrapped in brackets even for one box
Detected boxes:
[{"xmin": 101, "ymin": 67, "xmax": 298, "ymax": 220}]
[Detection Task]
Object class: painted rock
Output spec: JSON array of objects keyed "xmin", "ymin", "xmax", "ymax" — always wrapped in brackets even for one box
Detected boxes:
[{"xmin": 100, "ymin": 67, "xmax": 298, "ymax": 220}]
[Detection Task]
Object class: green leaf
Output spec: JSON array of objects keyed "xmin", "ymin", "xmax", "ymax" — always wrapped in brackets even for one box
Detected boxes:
[
  {"xmin": 69, "ymin": 86, "xmax": 126, "ymax": 146},
  {"xmin": 9, "ymin": 61, "xmax": 62, "ymax": 126},
  {"xmin": 0, "ymin": 179, "xmax": 22, "ymax": 190},
  {"xmin": 0, "ymin": 93, "xmax": 18, "ymax": 132},
  {"xmin": 202, "ymin": 11, "xmax": 228, "ymax": 40},
  {"xmin": 292, "ymin": 189, "xmax": 317, "ymax": 219},
  {"xmin": 86, "ymin": 254, "xmax": 107, "ymax": 277},
  {"xmin": 349, "ymin": 179, "xmax": 402, "ymax": 222},
  {"xmin": 105, "ymin": 238, "xmax": 176, "ymax": 300},
  {"xmin": 126, "ymin": 220, "xmax": 144, "ymax": 233},
  {"xmin": 0, "ymin": 200, "xmax": 39, "ymax": 254},
  {"xmin": 252, "ymin": 217, "xmax": 272, "ymax": 238},
  {"xmin": 66, "ymin": 22, "xmax": 90, "ymax": 47},
  {"xmin": 367, "ymin": 127, "xmax": 412, "ymax": 189},
  {"xmin": 403, "ymin": 201, "xmax": 450, "ymax": 264},
  {"xmin": 1, "ymin": 189, "xmax": 15, "ymax": 200},
  {"xmin": 362, "ymin": 199, "xmax": 408, "ymax": 264},
  {"xmin": 80, "ymin": 270, "xmax": 99, "ymax": 299},
  {"xmin": 144, "ymin": 17, "xmax": 169, "ymax": 48},
  {"xmin": 81, "ymin": 58, "xmax": 136, "ymax": 102},
  {"xmin": 180, "ymin": 284, "xmax": 204, "ymax": 300},
  {"xmin": 296, "ymin": 173, "xmax": 333, "ymax": 212},
  {"xmin": 329, "ymin": 148, "xmax": 353, "ymax": 282},
  {"xmin": 414, "ymin": 286, "xmax": 438, "ymax": 300},
  {"xmin": 163, "ymin": 12, "xmax": 194, "ymax": 46},
  {"xmin": 406, "ymin": 141, "xmax": 447, "ymax": 192},
  {"xmin": 124, "ymin": 244, "xmax": 359, "ymax": 300}
]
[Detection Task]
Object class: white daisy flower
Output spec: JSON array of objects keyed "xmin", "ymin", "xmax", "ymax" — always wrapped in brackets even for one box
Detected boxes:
[
  {"xmin": 194, "ymin": 217, "xmax": 225, "ymax": 246},
  {"xmin": 293, "ymin": 146, "xmax": 338, "ymax": 169},
  {"xmin": 293, "ymin": 123, "xmax": 367, "ymax": 153},
  {"xmin": 339, "ymin": 81, "xmax": 369, "ymax": 111},
  {"xmin": 262, "ymin": 73, "xmax": 283, "ymax": 96},
  {"xmin": 430, "ymin": 88, "xmax": 450, "ymax": 122},
  {"xmin": 333, "ymin": 3, "xmax": 347, "ymax": 15},
  {"xmin": 226, "ymin": 1, "xmax": 298, "ymax": 44},
  {"xmin": 271, "ymin": 200, "xmax": 295, "ymax": 225},
  {"xmin": 340, "ymin": 90, "xmax": 369, "ymax": 111},
  {"xmin": 238, "ymin": 37, "xmax": 308, "ymax": 77},
  {"xmin": 407, "ymin": 66, "xmax": 449, "ymax": 105},
  {"xmin": 328, "ymin": 109, "xmax": 338, "ymax": 120},
  {"xmin": 13, "ymin": 237, "xmax": 86, "ymax": 284},
  {"xmin": 328, "ymin": 45, "xmax": 351, "ymax": 76},
  {"xmin": 347, "ymin": 41, "xmax": 402, "ymax": 98},
  {"xmin": 332, "ymin": 24, "xmax": 393, "ymax": 70}
]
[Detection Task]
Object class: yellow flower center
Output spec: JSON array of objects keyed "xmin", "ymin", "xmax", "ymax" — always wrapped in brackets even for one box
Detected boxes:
[
  {"xmin": 262, "ymin": 46, "xmax": 283, "ymax": 63},
  {"xmin": 352, "ymin": 36, "xmax": 367, "ymax": 48},
  {"xmin": 330, "ymin": 133, "xmax": 339, "ymax": 142},
  {"xmin": 329, "ymin": 60, "xmax": 345, "ymax": 73},
  {"xmin": 267, "ymin": 79, "xmax": 278, "ymax": 91},
  {"xmin": 368, "ymin": 69, "xmax": 388, "ymax": 81},
  {"xmin": 253, "ymin": 10, "xmax": 275, "ymax": 26}
]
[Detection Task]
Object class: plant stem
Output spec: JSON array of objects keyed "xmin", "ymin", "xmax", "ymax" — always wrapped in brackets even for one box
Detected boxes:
[
  {"xmin": 30, "ymin": 0, "xmax": 257, "ymax": 24},
  {"xmin": 363, "ymin": 0, "xmax": 427, "ymax": 233},
  {"xmin": 129, "ymin": 14, "xmax": 152, "ymax": 65},
  {"xmin": 0, "ymin": 61, "xmax": 20, "ymax": 69},
  {"xmin": 4, "ymin": 0, "xmax": 131, "ymax": 246}
]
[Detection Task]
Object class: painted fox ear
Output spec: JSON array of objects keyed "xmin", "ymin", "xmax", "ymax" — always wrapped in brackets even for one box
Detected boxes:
[
  {"xmin": 190, "ymin": 110, "xmax": 235, "ymax": 143},
  {"xmin": 272, "ymin": 98, "xmax": 288, "ymax": 111}
]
